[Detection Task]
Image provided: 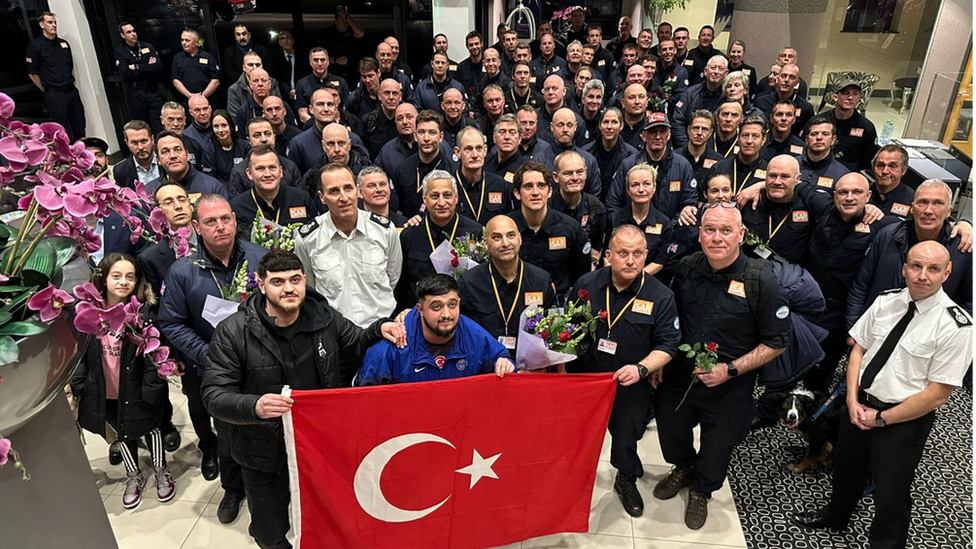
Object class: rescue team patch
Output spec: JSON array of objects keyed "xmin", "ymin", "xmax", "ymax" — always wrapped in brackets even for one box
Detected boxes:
[
  {"xmin": 792, "ymin": 210, "xmax": 809, "ymax": 222},
  {"xmin": 728, "ymin": 280, "xmax": 746, "ymax": 298},
  {"xmin": 548, "ymin": 236, "xmax": 566, "ymax": 250}
]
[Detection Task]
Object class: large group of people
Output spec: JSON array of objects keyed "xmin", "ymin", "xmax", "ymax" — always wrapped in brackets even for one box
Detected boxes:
[{"xmin": 33, "ymin": 6, "xmax": 972, "ymax": 549}]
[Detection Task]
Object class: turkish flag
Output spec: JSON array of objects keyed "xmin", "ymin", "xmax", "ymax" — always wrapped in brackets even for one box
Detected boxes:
[{"xmin": 283, "ymin": 373, "xmax": 617, "ymax": 549}]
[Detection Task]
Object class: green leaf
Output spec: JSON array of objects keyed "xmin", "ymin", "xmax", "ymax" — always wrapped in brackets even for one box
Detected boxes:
[
  {"xmin": 6, "ymin": 238, "xmax": 57, "ymax": 278},
  {"xmin": 48, "ymin": 237, "xmax": 77, "ymax": 274},
  {"xmin": 678, "ymin": 344, "xmax": 691, "ymax": 352},
  {"xmin": 0, "ymin": 335, "xmax": 19, "ymax": 365},
  {"xmin": 0, "ymin": 320, "xmax": 49, "ymax": 336},
  {"xmin": 19, "ymin": 269, "xmax": 50, "ymax": 289},
  {"xmin": 0, "ymin": 285, "xmax": 33, "ymax": 293},
  {"xmin": 0, "ymin": 311, "xmax": 10, "ymax": 325},
  {"xmin": 685, "ymin": 350, "xmax": 696, "ymax": 358},
  {"xmin": 1, "ymin": 289, "xmax": 36, "ymax": 314}
]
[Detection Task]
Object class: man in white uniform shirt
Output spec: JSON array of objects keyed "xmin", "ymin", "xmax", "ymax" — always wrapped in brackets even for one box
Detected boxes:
[
  {"xmin": 293, "ymin": 163, "xmax": 402, "ymax": 328},
  {"xmin": 792, "ymin": 241, "xmax": 972, "ymax": 549}
]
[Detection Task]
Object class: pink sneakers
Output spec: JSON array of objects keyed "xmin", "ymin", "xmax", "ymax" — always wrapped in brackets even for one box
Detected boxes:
[
  {"xmin": 122, "ymin": 471, "xmax": 145, "ymax": 509},
  {"xmin": 153, "ymin": 465, "xmax": 176, "ymax": 503}
]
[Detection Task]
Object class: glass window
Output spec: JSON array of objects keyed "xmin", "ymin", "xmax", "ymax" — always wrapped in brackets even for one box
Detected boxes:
[{"xmin": 1, "ymin": 0, "xmax": 51, "ymax": 121}]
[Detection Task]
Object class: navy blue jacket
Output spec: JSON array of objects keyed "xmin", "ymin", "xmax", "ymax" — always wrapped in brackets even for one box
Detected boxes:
[
  {"xmin": 147, "ymin": 165, "xmax": 228, "ymax": 199},
  {"xmin": 286, "ymin": 124, "xmax": 370, "ymax": 175},
  {"xmin": 157, "ymin": 240, "xmax": 268, "ymax": 368},
  {"xmin": 799, "ymin": 154, "xmax": 850, "ymax": 194},
  {"xmin": 583, "ymin": 138, "xmax": 638, "ymax": 202},
  {"xmin": 412, "ymin": 77, "xmax": 465, "ymax": 114},
  {"xmin": 606, "ymin": 147, "xmax": 698, "ymax": 221}
]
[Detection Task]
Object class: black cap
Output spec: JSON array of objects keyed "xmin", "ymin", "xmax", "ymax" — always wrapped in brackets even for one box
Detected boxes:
[{"xmin": 81, "ymin": 137, "xmax": 109, "ymax": 153}]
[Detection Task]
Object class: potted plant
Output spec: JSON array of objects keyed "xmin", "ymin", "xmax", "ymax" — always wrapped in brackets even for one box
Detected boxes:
[
  {"xmin": 0, "ymin": 93, "xmax": 188, "ymax": 479},
  {"xmin": 643, "ymin": 0, "xmax": 690, "ymax": 29}
]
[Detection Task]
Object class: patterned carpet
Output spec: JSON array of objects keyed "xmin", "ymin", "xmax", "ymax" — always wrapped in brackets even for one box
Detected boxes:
[{"xmin": 729, "ymin": 377, "xmax": 973, "ymax": 548}]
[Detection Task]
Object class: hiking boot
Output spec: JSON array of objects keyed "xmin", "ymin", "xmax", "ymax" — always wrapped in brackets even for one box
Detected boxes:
[
  {"xmin": 653, "ymin": 466, "xmax": 692, "ymax": 500},
  {"xmin": 154, "ymin": 465, "xmax": 176, "ymax": 502},
  {"xmin": 217, "ymin": 489, "xmax": 246, "ymax": 524},
  {"xmin": 685, "ymin": 489, "xmax": 709, "ymax": 530},
  {"xmin": 613, "ymin": 472, "xmax": 644, "ymax": 517},
  {"xmin": 122, "ymin": 470, "xmax": 145, "ymax": 509}
]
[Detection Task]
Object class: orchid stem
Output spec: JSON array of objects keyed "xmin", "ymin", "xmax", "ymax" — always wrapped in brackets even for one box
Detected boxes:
[
  {"xmin": 10, "ymin": 215, "xmax": 60, "ymax": 277},
  {"xmin": 3, "ymin": 199, "xmax": 38, "ymax": 274}
]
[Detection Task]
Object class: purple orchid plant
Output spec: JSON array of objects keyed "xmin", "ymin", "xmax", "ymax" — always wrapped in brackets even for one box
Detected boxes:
[{"xmin": 0, "ymin": 92, "xmax": 185, "ymax": 478}]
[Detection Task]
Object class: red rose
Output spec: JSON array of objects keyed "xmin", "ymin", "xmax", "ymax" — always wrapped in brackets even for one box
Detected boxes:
[
  {"xmin": 599, "ymin": 310, "xmax": 609, "ymax": 320},
  {"xmin": 578, "ymin": 289, "xmax": 590, "ymax": 302},
  {"xmin": 450, "ymin": 248, "xmax": 458, "ymax": 257},
  {"xmin": 558, "ymin": 331, "xmax": 571, "ymax": 343},
  {"xmin": 706, "ymin": 341, "xmax": 717, "ymax": 353},
  {"xmin": 540, "ymin": 329, "xmax": 549, "ymax": 339},
  {"xmin": 451, "ymin": 257, "xmax": 460, "ymax": 268},
  {"xmin": 264, "ymin": 225, "xmax": 272, "ymax": 231}
]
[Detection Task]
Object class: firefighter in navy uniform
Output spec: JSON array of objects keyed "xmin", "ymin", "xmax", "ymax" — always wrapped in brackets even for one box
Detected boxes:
[
  {"xmin": 571, "ymin": 224, "xmax": 681, "ymax": 518},
  {"xmin": 793, "ymin": 241, "xmax": 972, "ymax": 549},
  {"xmin": 116, "ymin": 22, "xmax": 165, "ymax": 136},
  {"xmin": 653, "ymin": 203, "xmax": 791, "ymax": 530},
  {"xmin": 458, "ymin": 215, "xmax": 556, "ymax": 357},
  {"xmin": 26, "ymin": 12, "xmax": 86, "ymax": 140}
]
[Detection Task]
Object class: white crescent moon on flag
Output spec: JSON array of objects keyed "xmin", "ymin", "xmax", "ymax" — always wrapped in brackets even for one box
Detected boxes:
[{"xmin": 353, "ymin": 433, "xmax": 455, "ymax": 523}]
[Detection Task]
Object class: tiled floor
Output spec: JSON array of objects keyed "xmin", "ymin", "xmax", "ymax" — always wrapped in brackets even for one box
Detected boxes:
[{"xmin": 88, "ymin": 383, "xmax": 747, "ymax": 549}]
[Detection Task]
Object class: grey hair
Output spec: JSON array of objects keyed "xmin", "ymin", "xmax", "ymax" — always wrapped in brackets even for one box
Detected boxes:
[
  {"xmin": 356, "ymin": 166, "xmax": 389, "ymax": 188},
  {"xmin": 916, "ymin": 179, "xmax": 953, "ymax": 203},
  {"xmin": 707, "ymin": 55, "xmax": 728, "ymax": 69},
  {"xmin": 161, "ymin": 101, "xmax": 185, "ymax": 115},
  {"xmin": 567, "ymin": 40, "xmax": 584, "ymax": 49},
  {"xmin": 582, "ymin": 78, "xmax": 605, "ymax": 97},
  {"xmin": 626, "ymin": 163, "xmax": 658, "ymax": 191},
  {"xmin": 455, "ymin": 126, "xmax": 486, "ymax": 146},
  {"xmin": 422, "ymin": 169, "xmax": 458, "ymax": 196},
  {"xmin": 553, "ymin": 150, "xmax": 584, "ymax": 172},
  {"xmin": 723, "ymin": 71, "xmax": 749, "ymax": 90},
  {"xmin": 493, "ymin": 113, "xmax": 521, "ymax": 134}
]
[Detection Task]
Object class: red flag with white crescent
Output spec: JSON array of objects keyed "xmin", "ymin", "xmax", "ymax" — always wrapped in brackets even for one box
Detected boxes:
[{"xmin": 283, "ymin": 374, "xmax": 616, "ymax": 549}]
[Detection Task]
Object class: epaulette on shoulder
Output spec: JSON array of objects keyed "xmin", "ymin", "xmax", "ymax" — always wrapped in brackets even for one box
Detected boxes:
[
  {"xmin": 297, "ymin": 218, "xmax": 319, "ymax": 237},
  {"xmin": 946, "ymin": 305, "xmax": 972, "ymax": 328},
  {"xmin": 878, "ymin": 288, "xmax": 905, "ymax": 296},
  {"xmin": 369, "ymin": 212, "xmax": 392, "ymax": 228}
]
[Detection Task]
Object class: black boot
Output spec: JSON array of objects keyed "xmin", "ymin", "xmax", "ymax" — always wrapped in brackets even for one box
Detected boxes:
[{"xmin": 613, "ymin": 472, "xmax": 644, "ymax": 517}]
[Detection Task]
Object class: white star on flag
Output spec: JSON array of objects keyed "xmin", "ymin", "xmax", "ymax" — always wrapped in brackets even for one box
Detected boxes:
[{"xmin": 455, "ymin": 449, "xmax": 501, "ymax": 489}]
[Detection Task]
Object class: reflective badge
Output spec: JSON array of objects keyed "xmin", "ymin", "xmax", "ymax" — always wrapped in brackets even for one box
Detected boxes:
[
  {"xmin": 504, "ymin": 172, "xmax": 515, "ymax": 183},
  {"xmin": 488, "ymin": 192, "xmax": 502, "ymax": 204},
  {"xmin": 646, "ymin": 224, "xmax": 662, "ymax": 235},
  {"xmin": 755, "ymin": 169, "xmax": 767, "ymax": 180},
  {"xmin": 449, "ymin": 64, "xmax": 457, "ymax": 71},
  {"xmin": 683, "ymin": 59, "xmax": 694, "ymax": 66},
  {"xmin": 794, "ymin": 108, "xmax": 801, "ymax": 117},
  {"xmin": 140, "ymin": 47, "xmax": 150, "ymax": 54},
  {"xmin": 199, "ymin": 57, "xmax": 208, "ymax": 64},
  {"xmin": 891, "ymin": 203, "xmax": 910, "ymax": 216},
  {"xmin": 817, "ymin": 177, "xmax": 834, "ymax": 188},
  {"xmin": 598, "ymin": 59, "xmax": 606, "ymax": 66},
  {"xmin": 456, "ymin": 359, "xmax": 467, "ymax": 371},
  {"xmin": 452, "ymin": 153, "xmax": 459, "ymax": 162},
  {"xmin": 743, "ymin": 68, "xmax": 752, "ymax": 76},
  {"xmin": 632, "ymin": 300, "xmax": 654, "ymax": 315},
  {"xmin": 582, "ymin": 241, "xmax": 592, "ymax": 254},
  {"xmin": 673, "ymin": 316, "xmax": 680, "ymax": 330},
  {"xmin": 850, "ymin": 127, "xmax": 864, "ymax": 137},
  {"xmin": 581, "ymin": 214, "xmax": 589, "ymax": 227},
  {"xmin": 792, "ymin": 210, "xmax": 809, "ymax": 222},
  {"xmin": 790, "ymin": 144, "xmax": 804, "ymax": 155},
  {"xmin": 525, "ymin": 292, "xmax": 544, "ymax": 306},
  {"xmin": 597, "ymin": 338, "xmax": 618, "ymax": 355},
  {"xmin": 289, "ymin": 207, "xmax": 307, "ymax": 219},
  {"xmin": 703, "ymin": 159, "xmax": 717, "ymax": 169},
  {"xmin": 775, "ymin": 306, "xmax": 790, "ymax": 319},
  {"xmin": 676, "ymin": 100, "xmax": 684, "ymax": 108},
  {"xmin": 548, "ymin": 236, "xmax": 567, "ymax": 250},
  {"xmin": 855, "ymin": 223, "xmax": 871, "ymax": 233},
  {"xmin": 728, "ymin": 280, "xmax": 746, "ymax": 298},
  {"xmin": 60, "ymin": 42, "xmax": 69, "ymax": 49},
  {"xmin": 669, "ymin": 181, "xmax": 681, "ymax": 192},
  {"xmin": 499, "ymin": 336, "xmax": 517, "ymax": 349},
  {"xmin": 529, "ymin": 77, "xmax": 537, "ymax": 84}
]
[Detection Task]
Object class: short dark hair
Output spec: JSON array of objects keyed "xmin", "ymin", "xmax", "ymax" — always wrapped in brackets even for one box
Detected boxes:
[
  {"xmin": 247, "ymin": 145, "xmax": 279, "ymax": 169},
  {"xmin": 740, "ymin": 115, "xmax": 768, "ymax": 134},
  {"xmin": 688, "ymin": 109, "xmax": 715, "ymax": 128},
  {"xmin": 247, "ymin": 117, "xmax": 272, "ymax": 133},
  {"xmin": 699, "ymin": 25, "xmax": 715, "ymax": 34},
  {"xmin": 873, "ymin": 144, "xmax": 909, "ymax": 170},
  {"xmin": 153, "ymin": 182, "xmax": 187, "ymax": 202},
  {"xmin": 513, "ymin": 160, "xmax": 552, "ymax": 189},
  {"xmin": 155, "ymin": 131, "xmax": 187, "ymax": 153},
  {"xmin": 465, "ymin": 30, "xmax": 482, "ymax": 43},
  {"xmin": 258, "ymin": 250, "xmax": 304, "ymax": 278},
  {"xmin": 359, "ymin": 57, "xmax": 379, "ymax": 73},
  {"xmin": 622, "ymin": 43, "xmax": 639, "ymax": 54},
  {"xmin": 431, "ymin": 51, "xmax": 449, "ymax": 63},
  {"xmin": 119, "ymin": 21, "xmax": 134, "ymax": 33},
  {"xmin": 416, "ymin": 109, "xmax": 444, "ymax": 131},
  {"xmin": 658, "ymin": 22, "xmax": 672, "ymax": 31},
  {"xmin": 704, "ymin": 172, "xmax": 733, "ymax": 191},
  {"xmin": 673, "ymin": 27, "xmax": 690, "ymax": 36},
  {"xmin": 123, "ymin": 119, "xmax": 152, "ymax": 136},
  {"xmin": 416, "ymin": 274, "xmax": 459, "ymax": 301},
  {"xmin": 805, "ymin": 115, "xmax": 835, "ymax": 135},
  {"xmin": 773, "ymin": 99, "xmax": 796, "ymax": 111},
  {"xmin": 309, "ymin": 46, "xmax": 328, "ymax": 58}
]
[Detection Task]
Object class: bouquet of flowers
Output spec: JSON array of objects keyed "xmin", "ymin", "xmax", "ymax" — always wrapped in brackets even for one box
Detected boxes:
[
  {"xmin": 430, "ymin": 232, "xmax": 484, "ymax": 278},
  {"xmin": 252, "ymin": 217, "xmax": 304, "ymax": 252},
  {"xmin": 550, "ymin": 6, "xmax": 580, "ymax": 41},
  {"xmin": 222, "ymin": 260, "xmax": 258, "ymax": 302},
  {"xmin": 675, "ymin": 341, "xmax": 719, "ymax": 410},
  {"xmin": 516, "ymin": 289, "xmax": 598, "ymax": 370}
]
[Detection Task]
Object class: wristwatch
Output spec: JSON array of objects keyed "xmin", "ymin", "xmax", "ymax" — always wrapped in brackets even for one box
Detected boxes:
[
  {"xmin": 636, "ymin": 363, "xmax": 649, "ymax": 379},
  {"xmin": 875, "ymin": 410, "xmax": 887, "ymax": 428},
  {"xmin": 726, "ymin": 361, "xmax": 739, "ymax": 378}
]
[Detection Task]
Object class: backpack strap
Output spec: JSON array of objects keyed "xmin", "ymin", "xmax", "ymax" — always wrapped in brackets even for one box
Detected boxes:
[{"xmin": 742, "ymin": 257, "xmax": 767, "ymax": 318}]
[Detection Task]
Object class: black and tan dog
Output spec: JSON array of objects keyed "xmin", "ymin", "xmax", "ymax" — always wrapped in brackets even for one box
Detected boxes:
[{"xmin": 773, "ymin": 388, "xmax": 847, "ymax": 473}]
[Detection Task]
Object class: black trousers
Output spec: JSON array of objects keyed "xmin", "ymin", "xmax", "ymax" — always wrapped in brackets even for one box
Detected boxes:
[
  {"xmin": 655, "ymin": 369, "xmax": 755, "ymax": 496},
  {"xmin": 44, "ymin": 86, "xmax": 86, "ymax": 140},
  {"xmin": 607, "ymin": 381, "xmax": 652, "ymax": 478},
  {"xmin": 241, "ymin": 462, "xmax": 292, "ymax": 549},
  {"xmin": 124, "ymin": 86, "xmax": 164, "ymax": 136},
  {"xmin": 215, "ymin": 419, "xmax": 245, "ymax": 493},
  {"xmin": 180, "ymin": 364, "xmax": 218, "ymax": 454},
  {"xmin": 825, "ymin": 409, "xmax": 936, "ymax": 549},
  {"xmin": 805, "ymin": 327, "xmax": 849, "ymax": 392}
]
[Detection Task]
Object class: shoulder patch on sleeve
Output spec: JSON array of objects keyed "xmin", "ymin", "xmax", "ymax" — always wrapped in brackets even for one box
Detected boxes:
[
  {"xmin": 297, "ymin": 218, "xmax": 319, "ymax": 237},
  {"xmin": 369, "ymin": 212, "xmax": 391, "ymax": 228},
  {"xmin": 947, "ymin": 305, "xmax": 972, "ymax": 328},
  {"xmin": 878, "ymin": 288, "xmax": 903, "ymax": 296}
]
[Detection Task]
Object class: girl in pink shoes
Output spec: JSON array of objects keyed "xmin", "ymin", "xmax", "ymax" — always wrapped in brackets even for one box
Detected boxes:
[{"xmin": 69, "ymin": 253, "xmax": 175, "ymax": 509}]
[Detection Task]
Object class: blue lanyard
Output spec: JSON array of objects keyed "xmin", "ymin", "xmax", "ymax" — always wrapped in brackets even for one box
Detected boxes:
[{"xmin": 811, "ymin": 381, "xmax": 847, "ymax": 421}]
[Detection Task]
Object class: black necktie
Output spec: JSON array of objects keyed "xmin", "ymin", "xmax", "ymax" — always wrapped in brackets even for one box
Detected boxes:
[{"xmin": 859, "ymin": 301, "xmax": 917, "ymax": 391}]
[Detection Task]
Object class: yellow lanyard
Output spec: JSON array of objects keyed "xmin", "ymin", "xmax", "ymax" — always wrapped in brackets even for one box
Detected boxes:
[
  {"xmin": 416, "ymin": 159, "xmax": 444, "ymax": 192},
  {"xmin": 489, "ymin": 261, "xmax": 524, "ymax": 336},
  {"xmin": 457, "ymin": 170, "xmax": 486, "ymax": 222},
  {"xmin": 251, "ymin": 190, "xmax": 280, "ymax": 225},
  {"xmin": 715, "ymin": 135, "xmax": 738, "ymax": 158},
  {"xmin": 425, "ymin": 215, "xmax": 460, "ymax": 252},
  {"xmin": 767, "ymin": 209, "xmax": 793, "ymax": 244},
  {"xmin": 605, "ymin": 274, "xmax": 645, "ymax": 337},
  {"xmin": 732, "ymin": 160, "xmax": 755, "ymax": 197}
]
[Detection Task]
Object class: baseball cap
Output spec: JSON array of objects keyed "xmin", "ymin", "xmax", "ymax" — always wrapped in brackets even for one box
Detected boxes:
[
  {"xmin": 644, "ymin": 112, "xmax": 671, "ymax": 130},
  {"xmin": 81, "ymin": 137, "xmax": 109, "ymax": 153},
  {"xmin": 836, "ymin": 78, "xmax": 862, "ymax": 93}
]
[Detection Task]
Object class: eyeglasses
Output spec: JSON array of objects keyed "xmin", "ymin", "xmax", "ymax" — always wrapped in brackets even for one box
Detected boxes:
[{"xmin": 702, "ymin": 201, "xmax": 738, "ymax": 210}]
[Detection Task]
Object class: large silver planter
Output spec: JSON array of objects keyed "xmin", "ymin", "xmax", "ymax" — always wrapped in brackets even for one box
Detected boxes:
[{"xmin": 0, "ymin": 259, "xmax": 90, "ymax": 436}]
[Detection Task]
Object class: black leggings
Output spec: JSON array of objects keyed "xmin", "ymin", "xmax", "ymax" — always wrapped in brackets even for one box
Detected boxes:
[{"xmin": 105, "ymin": 399, "xmax": 166, "ymax": 473}]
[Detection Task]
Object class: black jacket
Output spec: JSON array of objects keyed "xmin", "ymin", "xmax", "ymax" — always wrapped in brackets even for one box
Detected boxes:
[
  {"xmin": 70, "ymin": 307, "xmax": 166, "ymax": 442},
  {"xmin": 202, "ymin": 290, "xmax": 386, "ymax": 472}
]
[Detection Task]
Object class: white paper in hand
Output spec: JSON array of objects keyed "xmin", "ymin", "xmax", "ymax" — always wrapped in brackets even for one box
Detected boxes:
[
  {"xmin": 515, "ymin": 307, "xmax": 577, "ymax": 371},
  {"xmin": 429, "ymin": 240, "xmax": 479, "ymax": 276},
  {"xmin": 203, "ymin": 294, "xmax": 241, "ymax": 328}
]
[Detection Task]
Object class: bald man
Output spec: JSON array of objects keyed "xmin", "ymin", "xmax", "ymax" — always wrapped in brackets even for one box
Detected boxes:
[
  {"xmin": 458, "ymin": 214, "xmax": 556, "ymax": 355},
  {"xmin": 536, "ymin": 78, "xmax": 588, "ymax": 148},
  {"xmin": 548, "ymin": 108, "xmax": 602, "ymax": 196},
  {"xmin": 794, "ymin": 240, "xmax": 971, "ymax": 549},
  {"xmin": 607, "ymin": 16, "xmax": 637, "ymax": 61}
]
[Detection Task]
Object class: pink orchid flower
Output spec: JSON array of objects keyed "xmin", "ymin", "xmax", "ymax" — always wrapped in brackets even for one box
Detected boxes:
[
  {"xmin": 27, "ymin": 284, "xmax": 75, "ymax": 322},
  {"xmin": 62, "ymin": 179, "xmax": 99, "ymax": 217},
  {"xmin": 128, "ymin": 216, "xmax": 144, "ymax": 244},
  {"xmin": 73, "ymin": 301, "xmax": 126, "ymax": 338},
  {"xmin": 135, "ymin": 325, "xmax": 161, "ymax": 355},
  {"xmin": 72, "ymin": 282, "xmax": 105, "ymax": 308},
  {"xmin": 0, "ymin": 135, "xmax": 47, "ymax": 172},
  {"xmin": 0, "ymin": 93, "xmax": 14, "ymax": 121},
  {"xmin": 0, "ymin": 438, "xmax": 10, "ymax": 466}
]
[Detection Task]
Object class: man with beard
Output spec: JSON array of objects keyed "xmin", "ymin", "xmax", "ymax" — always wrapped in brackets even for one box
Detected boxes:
[
  {"xmin": 148, "ymin": 132, "xmax": 227, "ymax": 198},
  {"xmin": 392, "ymin": 110, "xmax": 459, "ymax": 217},
  {"xmin": 362, "ymin": 79, "xmax": 405, "ymax": 160},
  {"xmin": 114, "ymin": 120, "xmax": 161, "ymax": 188},
  {"xmin": 222, "ymin": 24, "xmax": 269, "ymax": 85},
  {"xmin": 204, "ymin": 249, "xmax": 405, "ymax": 549},
  {"xmin": 549, "ymin": 150, "xmax": 607, "ymax": 263},
  {"xmin": 457, "ymin": 31, "xmax": 485, "ymax": 99},
  {"xmin": 453, "ymin": 127, "xmax": 512, "ymax": 225},
  {"xmin": 294, "ymin": 163, "xmax": 401, "ymax": 329},
  {"xmin": 458, "ymin": 215, "xmax": 556, "ymax": 356},
  {"xmin": 760, "ymin": 100, "xmax": 805, "ymax": 162},
  {"xmin": 798, "ymin": 116, "xmax": 850, "ymax": 193},
  {"xmin": 413, "ymin": 52, "xmax": 465, "ymax": 114},
  {"xmin": 395, "ymin": 171, "xmax": 483, "ymax": 308},
  {"xmin": 672, "ymin": 56, "xmax": 728, "ymax": 148},
  {"xmin": 823, "ymin": 79, "xmax": 879, "ymax": 172},
  {"xmin": 356, "ymin": 273, "xmax": 514, "ymax": 385}
]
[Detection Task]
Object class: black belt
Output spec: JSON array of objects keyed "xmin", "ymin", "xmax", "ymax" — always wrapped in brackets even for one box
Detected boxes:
[{"xmin": 858, "ymin": 389, "xmax": 899, "ymax": 411}]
